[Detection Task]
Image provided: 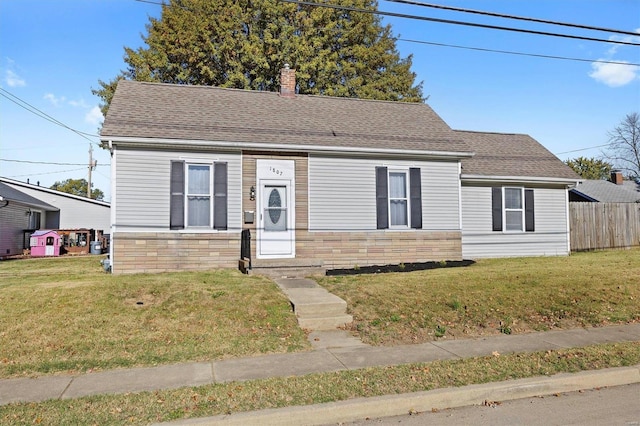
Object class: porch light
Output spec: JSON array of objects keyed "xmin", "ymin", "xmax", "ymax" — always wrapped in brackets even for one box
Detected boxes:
[{"xmin": 250, "ymin": 186, "xmax": 256, "ymax": 201}]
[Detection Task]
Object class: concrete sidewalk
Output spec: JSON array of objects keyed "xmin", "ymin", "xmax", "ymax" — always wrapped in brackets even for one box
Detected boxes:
[{"xmin": 2, "ymin": 323, "xmax": 639, "ymax": 406}]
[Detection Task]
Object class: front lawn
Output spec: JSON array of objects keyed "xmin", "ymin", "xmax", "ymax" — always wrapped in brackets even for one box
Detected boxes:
[
  {"xmin": 318, "ymin": 249, "xmax": 640, "ymax": 345},
  {"xmin": 1, "ymin": 249, "xmax": 638, "ymax": 379},
  {"xmin": 0, "ymin": 256, "xmax": 310, "ymax": 378}
]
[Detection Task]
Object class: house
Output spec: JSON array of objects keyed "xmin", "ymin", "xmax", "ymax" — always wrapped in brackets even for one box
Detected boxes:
[
  {"xmin": 569, "ymin": 171, "xmax": 640, "ymax": 203},
  {"xmin": 0, "ymin": 181, "xmax": 59, "ymax": 257},
  {"xmin": 0, "ymin": 178, "xmax": 111, "ymax": 257},
  {"xmin": 100, "ymin": 68, "xmax": 580, "ymax": 274},
  {"xmin": 29, "ymin": 230, "xmax": 61, "ymax": 257}
]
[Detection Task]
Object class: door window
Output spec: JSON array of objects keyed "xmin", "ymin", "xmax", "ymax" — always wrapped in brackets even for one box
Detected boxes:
[{"xmin": 264, "ymin": 186, "xmax": 287, "ymax": 232}]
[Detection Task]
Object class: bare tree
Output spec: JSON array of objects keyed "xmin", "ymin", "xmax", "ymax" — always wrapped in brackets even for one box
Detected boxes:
[{"xmin": 604, "ymin": 113, "xmax": 640, "ymax": 177}]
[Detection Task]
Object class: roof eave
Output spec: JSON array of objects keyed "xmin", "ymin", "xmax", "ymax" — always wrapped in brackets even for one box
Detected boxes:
[
  {"xmin": 105, "ymin": 136, "xmax": 476, "ymax": 160},
  {"xmin": 461, "ymin": 174, "xmax": 581, "ymax": 186},
  {"xmin": 0, "ymin": 177, "xmax": 111, "ymax": 207}
]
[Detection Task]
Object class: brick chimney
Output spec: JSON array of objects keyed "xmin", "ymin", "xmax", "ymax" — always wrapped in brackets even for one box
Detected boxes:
[
  {"xmin": 610, "ymin": 170, "xmax": 624, "ymax": 185},
  {"xmin": 280, "ymin": 64, "xmax": 296, "ymax": 98}
]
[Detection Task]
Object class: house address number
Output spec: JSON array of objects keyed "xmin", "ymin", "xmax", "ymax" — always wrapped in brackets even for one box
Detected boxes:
[{"xmin": 269, "ymin": 166, "xmax": 284, "ymax": 176}]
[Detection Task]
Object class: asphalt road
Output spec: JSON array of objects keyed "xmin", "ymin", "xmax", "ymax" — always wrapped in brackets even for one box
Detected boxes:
[{"xmin": 335, "ymin": 383, "xmax": 640, "ymax": 426}]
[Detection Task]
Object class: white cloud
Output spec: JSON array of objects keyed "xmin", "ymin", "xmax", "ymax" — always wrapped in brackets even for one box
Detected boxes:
[
  {"xmin": 69, "ymin": 98, "xmax": 89, "ymax": 108},
  {"xmin": 589, "ymin": 29, "xmax": 640, "ymax": 87},
  {"xmin": 589, "ymin": 61, "xmax": 640, "ymax": 87},
  {"xmin": 5, "ymin": 69, "xmax": 25, "ymax": 87},
  {"xmin": 85, "ymin": 105, "xmax": 103, "ymax": 125},
  {"xmin": 44, "ymin": 93, "xmax": 66, "ymax": 107}
]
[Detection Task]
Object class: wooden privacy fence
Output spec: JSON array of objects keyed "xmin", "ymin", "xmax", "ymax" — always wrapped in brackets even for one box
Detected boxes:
[{"xmin": 570, "ymin": 203, "xmax": 640, "ymax": 251}]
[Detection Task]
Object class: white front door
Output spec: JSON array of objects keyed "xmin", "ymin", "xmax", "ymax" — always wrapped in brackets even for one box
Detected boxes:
[{"xmin": 256, "ymin": 160, "xmax": 295, "ymax": 259}]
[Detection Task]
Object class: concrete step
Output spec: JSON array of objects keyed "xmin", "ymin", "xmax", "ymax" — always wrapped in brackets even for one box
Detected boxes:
[
  {"xmin": 298, "ymin": 314, "xmax": 354, "ymax": 331},
  {"xmin": 273, "ymin": 277, "xmax": 353, "ymax": 331},
  {"xmin": 285, "ymin": 288, "xmax": 348, "ymax": 317},
  {"xmin": 250, "ymin": 266, "xmax": 326, "ymax": 279}
]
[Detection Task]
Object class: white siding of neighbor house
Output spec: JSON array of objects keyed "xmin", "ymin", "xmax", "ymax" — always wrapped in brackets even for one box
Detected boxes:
[
  {"xmin": 114, "ymin": 148, "xmax": 242, "ymax": 232},
  {"xmin": 2, "ymin": 184, "xmax": 110, "ymax": 232},
  {"xmin": 0, "ymin": 203, "xmax": 31, "ymax": 256},
  {"xmin": 308, "ymin": 155, "xmax": 461, "ymax": 231},
  {"xmin": 461, "ymin": 185, "xmax": 569, "ymax": 258}
]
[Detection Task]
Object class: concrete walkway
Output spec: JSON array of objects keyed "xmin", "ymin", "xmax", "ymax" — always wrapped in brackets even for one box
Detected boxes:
[
  {"xmin": 1, "ymin": 277, "xmax": 640, "ymax": 424},
  {"xmin": 2, "ymin": 323, "xmax": 639, "ymax": 406}
]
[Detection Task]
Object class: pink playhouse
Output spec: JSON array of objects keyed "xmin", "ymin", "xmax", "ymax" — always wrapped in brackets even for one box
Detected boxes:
[{"xmin": 29, "ymin": 230, "xmax": 61, "ymax": 257}]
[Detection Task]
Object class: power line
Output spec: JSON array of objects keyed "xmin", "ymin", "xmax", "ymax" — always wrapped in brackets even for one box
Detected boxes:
[
  {"xmin": 279, "ymin": 0, "xmax": 640, "ymax": 47},
  {"xmin": 398, "ymin": 38, "xmax": 640, "ymax": 66},
  {"xmin": 385, "ymin": 0, "xmax": 640, "ymax": 37},
  {"xmin": 138, "ymin": 0, "xmax": 639, "ymax": 66},
  {"xmin": 555, "ymin": 144, "xmax": 610, "ymax": 155},
  {"xmin": 7, "ymin": 167, "xmax": 88, "ymax": 179},
  {"xmin": 0, "ymin": 158, "xmax": 110, "ymax": 166},
  {"xmin": 0, "ymin": 88, "xmax": 101, "ymax": 144}
]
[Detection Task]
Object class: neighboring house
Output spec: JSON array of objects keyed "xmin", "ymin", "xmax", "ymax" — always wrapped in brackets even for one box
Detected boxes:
[
  {"xmin": 100, "ymin": 69, "xmax": 580, "ymax": 274},
  {"xmin": 0, "ymin": 177, "xmax": 111, "ymax": 257},
  {"xmin": 0, "ymin": 182, "xmax": 58, "ymax": 257},
  {"xmin": 569, "ymin": 172, "xmax": 640, "ymax": 203}
]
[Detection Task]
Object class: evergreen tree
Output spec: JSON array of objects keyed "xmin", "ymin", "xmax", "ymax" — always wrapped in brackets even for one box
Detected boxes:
[
  {"xmin": 93, "ymin": 0, "xmax": 423, "ymax": 117},
  {"xmin": 565, "ymin": 157, "xmax": 613, "ymax": 180}
]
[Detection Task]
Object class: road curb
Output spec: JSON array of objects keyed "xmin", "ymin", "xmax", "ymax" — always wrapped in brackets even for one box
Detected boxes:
[{"xmin": 157, "ymin": 364, "xmax": 640, "ymax": 425}]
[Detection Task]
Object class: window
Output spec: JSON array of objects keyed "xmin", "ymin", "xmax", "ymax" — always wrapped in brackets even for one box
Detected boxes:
[
  {"xmin": 187, "ymin": 164, "xmax": 211, "ymax": 227},
  {"xmin": 170, "ymin": 161, "xmax": 227, "ymax": 230},
  {"xmin": 504, "ymin": 187, "xmax": 523, "ymax": 231},
  {"xmin": 28, "ymin": 210, "xmax": 41, "ymax": 230},
  {"xmin": 492, "ymin": 187, "xmax": 535, "ymax": 232},
  {"xmin": 375, "ymin": 167, "xmax": 422, "ymax": 230},
  {"xmin": 389, "ymin": 172, "xmax": 408, "ymax": 227}
]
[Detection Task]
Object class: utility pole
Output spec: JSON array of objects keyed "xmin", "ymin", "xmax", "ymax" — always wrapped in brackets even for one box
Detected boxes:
[{"xmin": 88, "ymin": 145, "xmax": 97, "ymax": 198}]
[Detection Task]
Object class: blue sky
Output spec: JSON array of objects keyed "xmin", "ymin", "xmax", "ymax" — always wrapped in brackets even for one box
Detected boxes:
[{"xmin": 1, "ymin": 0, "xmax": 638, "ymax": 202}]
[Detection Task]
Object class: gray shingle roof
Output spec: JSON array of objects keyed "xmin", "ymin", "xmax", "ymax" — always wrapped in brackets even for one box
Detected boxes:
[
  {"xmin": 102, "ymin": 80, "xmax": 580, "ymax": 181},
  {"xmin": 571, "ymin": 180, "xmax": 640, "ymax": 202},
  {"xmin": 101, "ymin": 80, "xmax": 469, "ymax": 154},
  {"xmin": 0, "ymin": 182, "xmax": 58, "ymax": 210},
  {"xmin": 456, "ymin": 130, "xmax": 580, "ymax": 180}
]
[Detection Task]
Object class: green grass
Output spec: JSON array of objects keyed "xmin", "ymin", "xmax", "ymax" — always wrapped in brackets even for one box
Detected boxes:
[
  {"xmin": 2, "ymin": 342, "xmax": 639, "ymax": 425},
  {"xmin": 0, "ymin": 256, "xmax": 310, "ymax": 378},
  {"xmin": 1, "ymin": 249, "xmax": 638, "ymax": 380},
  {"xmin": 318, "ymin": 249, "xmax": 640, "ymax": 345}
]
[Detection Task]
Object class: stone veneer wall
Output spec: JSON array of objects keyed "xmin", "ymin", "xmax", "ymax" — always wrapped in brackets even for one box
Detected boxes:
[
  {"xmin": 295, "ymin": 230, "xmax": 462, "ymax": 269},
  {"xmin": 112, "ymin": 232, "xmax": 240, "ymax": 274}
]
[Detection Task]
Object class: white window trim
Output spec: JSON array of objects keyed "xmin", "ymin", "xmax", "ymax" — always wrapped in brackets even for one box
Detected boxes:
[
  {"xmin": 503, "ymin": 186, "xmax": 525, "ymax": 233},
  {"xmin": 185, "ymin": 162, "xmax": 214, "ymax": 228},
  {"xmin": 388, "ymin": 169, "xmax": 410, "ymax": 229}
]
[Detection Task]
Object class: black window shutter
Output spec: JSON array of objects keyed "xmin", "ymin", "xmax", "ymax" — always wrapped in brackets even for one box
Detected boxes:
[
  {"xmin": 409, "ymin": 168, "xmax": 422, "ymax": 229},
  {"xmin": 491, "ymin": 187, "xmax": 502, "ymax": 232},
  {"xmin": 170, "ymin": 161, "xmax": 185, "ymax": 230},
  {"xmin": 375, "ymin": 167, "xmax": 388, "ymax": 229},
  {"xmin": 213, "ymin": 162, "xmax": 228, "ymax": 230},
  {"xmin": 525, "ymin": 189, "xmax": 535, "ymax": 232}
]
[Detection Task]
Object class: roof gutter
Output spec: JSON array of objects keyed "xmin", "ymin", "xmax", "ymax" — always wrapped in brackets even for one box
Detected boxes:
[
  {"xmin": 103, "ymin": 136, "xmax": 475, "ymax": 160},
  {"xmin": 461, "ymin": 174, "xmax": 582, "ymax": 186}
]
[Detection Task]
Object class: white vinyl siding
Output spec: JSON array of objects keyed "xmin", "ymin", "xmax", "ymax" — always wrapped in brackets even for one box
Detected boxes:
[
  {"xmin": 309, "ymin": 155, "xmax": 460, "ymax": 231},
  {"xmin": 114, "ymin": 148, "xmax": 241, "ymax": 232},
  {"xmin": 462, "ymin": 185, "xmax": 569, "ymax": 258}
]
